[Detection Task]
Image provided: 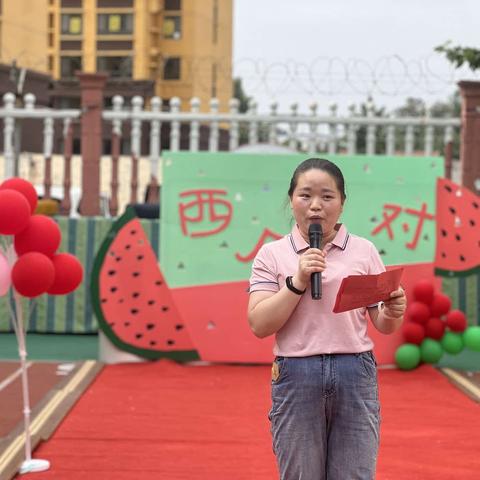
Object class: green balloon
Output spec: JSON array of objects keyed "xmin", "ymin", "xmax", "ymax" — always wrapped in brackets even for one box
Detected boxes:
[
  {"xmin": 441, "ymin": 332, "xmax": 464, "ymax": 355},
  {"xmin": 463, "ymin": 326, "xmax": 480, "ymax": 352},
  {"xmin": 420, "ymin": 338, "xmax": 443, "ymax": 364},
  {"xmin": 395, "ymin": 344, "xmax": 421, "ymax": 370}
]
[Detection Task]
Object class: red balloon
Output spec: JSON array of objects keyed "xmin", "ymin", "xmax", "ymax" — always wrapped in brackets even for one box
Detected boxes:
[
  {"xmin": 445, "ymin": 309, "xmax": 467, "ymax": 332},
  {"xmin": 14, "ymin": 215, "xmax": 61, "ymax": 257},
  {"xmin": 0, "ymin": 190, "xmax": 31, "ymax": 235},
  {"xmin": 412, "ymin": 280, "xmax": 435, "ymax": 305},
  {"xmin": 406, "ymin": 301, "xmax": 430, "ymax": 325},
  {"xmin": 47, "ymin": 253, "xmax": 83, "ymax": 295},
  {"xmin": 425, "ymin": 317, "xmax": 446, "ymax": 340},
  {"xmin": 0, "ymin": 178, "xmax": 37, "ymax": 213},
  {"xmin": 430, "ymin": 293, "xmax": 452, "ymax": 317},
  {"xmin": 12, "ymin": 252, "xmax": 55, "ymax": 297},
  {"xmin": 403, "ymin": 322, "xmax": 425, "ymax": 345}
]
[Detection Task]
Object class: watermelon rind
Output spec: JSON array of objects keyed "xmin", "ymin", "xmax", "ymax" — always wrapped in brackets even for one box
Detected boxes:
[
  {"xmin": 91, "ymin": 206, "xmax": 200, "ymax": 361},
  {"xmin": 434, "ymin": 265, "xmax": 480, "ymax": 278}
]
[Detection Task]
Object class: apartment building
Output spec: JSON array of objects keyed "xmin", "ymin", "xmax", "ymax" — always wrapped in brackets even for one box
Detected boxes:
[{"xmin": 0, "ymin": 0, "xmax": 233, "ymax": 111}]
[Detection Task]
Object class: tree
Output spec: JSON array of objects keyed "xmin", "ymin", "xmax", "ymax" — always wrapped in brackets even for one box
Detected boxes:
[
  {"xmin": 435, "ymin": 42, "xmax": 480, "ymax": 71},
  {"xmin": 233, "ymin": 77, "xmax": 251, "ymax": 113}
]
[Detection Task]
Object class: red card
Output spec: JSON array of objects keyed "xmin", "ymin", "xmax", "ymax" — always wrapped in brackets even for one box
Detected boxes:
[{"xmin": 333, "ymin": 268, "xmax": 404, "ymax": 313}]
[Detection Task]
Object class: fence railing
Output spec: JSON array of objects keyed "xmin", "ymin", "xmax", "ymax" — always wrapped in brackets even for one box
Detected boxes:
[{"xmin": 0, "ymin": 92, "xmax": 461, "ymax": 217}]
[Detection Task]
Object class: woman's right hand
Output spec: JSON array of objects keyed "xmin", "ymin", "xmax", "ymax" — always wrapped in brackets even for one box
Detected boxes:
[{"xmin": 293, "ymin": 248, "xmax": 327, "ymax": 290}]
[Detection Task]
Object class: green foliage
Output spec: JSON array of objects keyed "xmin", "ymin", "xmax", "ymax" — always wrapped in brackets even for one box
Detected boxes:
[
  {"xmin": 435, "ymin": 42, "xmax": 480, "ymax": 71},
  {"xmin": 233, "ymin": 77, "xmax": 251, "ymax": 113}
]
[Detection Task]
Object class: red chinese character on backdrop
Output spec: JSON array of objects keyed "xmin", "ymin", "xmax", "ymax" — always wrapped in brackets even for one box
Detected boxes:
[
  {"xmin": 371, "ymin": 202, "xmax": 434, "ymax": 250},
  {"xmin": 179, "ymin": 189, "xmax": 233, "ymax": 238},
  {"xmin": 235, "ymin": 228, "xmax": 283, "ymax": 262}
]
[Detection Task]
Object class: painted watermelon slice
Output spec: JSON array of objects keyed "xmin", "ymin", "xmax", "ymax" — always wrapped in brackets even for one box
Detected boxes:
[
  {"xmin": 91, "ymin": 207, "xmax": 199, "ymax": 361},
  {"xmin": 434, "ymin": 178, "xmax": 480, "ymax": 277}
]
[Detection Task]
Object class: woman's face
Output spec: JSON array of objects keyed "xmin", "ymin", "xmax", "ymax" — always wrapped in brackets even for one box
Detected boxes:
[{"xmin": 290, "ymin": 168, "xmax": 344, "ymax": 242}]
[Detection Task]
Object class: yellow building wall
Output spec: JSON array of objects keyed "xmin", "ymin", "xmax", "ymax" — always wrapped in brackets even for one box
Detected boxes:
[{"xmin": 0, "ymin": 0, "xmax": 49, "ymax": 72}]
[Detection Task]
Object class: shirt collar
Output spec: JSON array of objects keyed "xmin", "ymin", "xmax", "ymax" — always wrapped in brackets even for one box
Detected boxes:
[{"xmin": 290, "ymin": 223, "xmax": 349, "ymax": 253}]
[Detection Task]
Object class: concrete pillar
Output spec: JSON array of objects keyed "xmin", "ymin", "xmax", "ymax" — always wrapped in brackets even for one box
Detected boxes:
[
  {"xmin": 458, "ymin": 81, "xmax": 480, "ymax": 194},
  {"xmin": 77, "ymin": 72, "xmax": 108, "ymax": 215}
]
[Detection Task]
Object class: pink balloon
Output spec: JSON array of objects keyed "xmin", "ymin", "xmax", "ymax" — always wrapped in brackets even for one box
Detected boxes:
[{"xmin": 0, "ymin": 253, "xmax": 11, "ymax": 296}]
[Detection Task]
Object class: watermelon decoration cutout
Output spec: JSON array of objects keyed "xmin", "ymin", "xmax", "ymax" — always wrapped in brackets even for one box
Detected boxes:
[
  {"xmin": 434, "ymin": 178, "xmax": 479, "ymax": 277},
  {"xmin": 91, "ymin": 207, "xmax": 199, "ymax": 361}
]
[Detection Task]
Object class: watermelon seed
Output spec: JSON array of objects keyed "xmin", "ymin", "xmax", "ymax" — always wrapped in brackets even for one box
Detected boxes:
[
  {"xmin": 423, "ymin": 234, "xmax": 429, "ymax": 241},
  {"xmin": 146, "ymin": 323, "xmax": 155, "ymax": 330},
  {"xmin": 220, "ymin": 241, "xmax": 229, "ymax": 248},
  {"xmin": 150, "ymin": 341, "xmax": 157, "ymax": 346},
  {"xmin": 135, "ymin": 333, "xmax": 143, "ymax": 339},
  {"xmin": 109, "ymin": 322, "xmax": 115, "ymax": 327},
  {"xmin": 445, "ymin": 185, "xmax": 452, "ymax": 193},
  {"xmin": 177, "ymin": 262, "xmax": 185, "ymax": 269},
  {"xmin": 473, "ymin": 202, "xmax": 479, "ymax": 209},
  {"xmin": 130, "ymin": 308, "xmax": 139, "ymax": 315},
  {"xmin": 130, "ymin": 229, "xmax": 137, "ymax": 235},
  {"xmin": 175, "ymin": 324, "xmax": 184, "ymax": 330},
  {"xmin": 132, "ymin": 292, "xmax": 140, "ymax": 298},
  {"xmin": 109, "ymin": 251, "xmax": 116, "ymax": 256},
  {"xmin": 110, "ymin": 287, "xmax": 118, "ymax": 293},
  {"xmin": 370, "ymin": 216, "xmax": 378, "ymax": 223},
  {"xmin": 441, "ymin": 252, "xmax": 446, "ymax": 258},
  {"xmin": 470, "ymin": 220, "xmax": 476, "ymax": 227},
  {"xmin": 148, "ymin": 300, "xmax": 156, "ymax": 305},
  {"xmin": 125, "ymin": 244, "xmax": 131, "ymax": 250},
  {"xmin": 118, "ymin": 299, "xmax": 124, "ymax": 304},
  {"xmin": 132, "ymin": 272, "xmax": 140, "ymax": 277},
  {"xmin": 137, "ymin": 254, "xmax": 144, "ymax": 260},
  {"xmin": 115, "ymin": 257, "xmax": 122, "ymax": 262},
  {"xmin": 379, "ymin": 249, "xmax": 386, "ymax": 255},
  {"xmin": 441, "ymin": 229, "xmax": 448, "ymax": 237},
  {"xmin": 449, "ymin": 207, "xmax": 456, "ymax": 214},
  {"xmin": 460, "ymin": 255, "xmax": 466, "ymax": 262},
  {"xmin": 167, "ymin": 340, "xmax": 175, "ymax": 345},
  {"xmin": 124, "ymin": 322, "xmax": 130, "ymax": 327},
  {"xmin": 161, "ymin": 306, "xmax": 169, "ymax": 312},
  {"xmin": 108, "ymin": 270, "xmax": 116, "ymax": 276},
  {"xmin": 101, "ymin": 298, "xmax": 107, "ymax": 303},
  {"xmin": 155, "ymin": 280, "xmax": 162, "ymax": 285},
  {"xmin": 455, "ymin": 234, "xmax": 461, "ymax": 241}
]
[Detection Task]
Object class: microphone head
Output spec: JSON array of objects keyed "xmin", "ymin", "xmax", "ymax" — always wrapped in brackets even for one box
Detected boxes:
[{"xmin": 308, "ymin": 223, "xmax": 323, "ymax": 236}]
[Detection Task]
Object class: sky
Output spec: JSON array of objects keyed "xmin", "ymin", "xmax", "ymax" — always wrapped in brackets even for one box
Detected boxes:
[{"xmin": 233, "ymin": 0, "xmax": 480, "ymax": 114}]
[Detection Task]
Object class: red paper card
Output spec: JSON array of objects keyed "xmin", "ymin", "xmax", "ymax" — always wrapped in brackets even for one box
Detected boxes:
[{"xmin": 333, "ymin": 268, "xmax": 404, "ymax": 313}]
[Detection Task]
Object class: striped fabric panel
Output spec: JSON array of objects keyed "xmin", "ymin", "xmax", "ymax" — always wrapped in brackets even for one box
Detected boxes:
[
  {"xmin": 442, "ymin": 272, "xmax": 480, "ymax": 326},
  {"xmin": 0, "ymin": 216, "xmax": 160, "ymax": 334}
]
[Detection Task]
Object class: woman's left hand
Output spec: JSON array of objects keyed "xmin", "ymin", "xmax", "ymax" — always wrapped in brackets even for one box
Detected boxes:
[{"xmin": 383, "ymin": 287, "xmax": 407, "ymax": 319}]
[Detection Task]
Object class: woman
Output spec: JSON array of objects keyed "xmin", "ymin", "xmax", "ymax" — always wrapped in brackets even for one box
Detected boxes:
[{"xmin": 248, "ymin": 158, "xmax": 406, "ymax": 480}]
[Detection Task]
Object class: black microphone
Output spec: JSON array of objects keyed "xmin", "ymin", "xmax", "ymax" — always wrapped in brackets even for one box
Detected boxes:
[{"xmin": 308, "ymin": 223, "xmax": 323, "ymax": 300}]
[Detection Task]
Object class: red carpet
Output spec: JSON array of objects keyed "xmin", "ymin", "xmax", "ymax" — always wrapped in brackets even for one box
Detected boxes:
[{"xmin": 16, "ymin": 363, "xmax": 480, "ymax": 479}]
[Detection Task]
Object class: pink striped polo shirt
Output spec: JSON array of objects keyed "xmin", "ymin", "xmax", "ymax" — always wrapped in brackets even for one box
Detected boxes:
[{"xmin": 249, "ymin": 223, "xmax": 385, "ymax": 356}]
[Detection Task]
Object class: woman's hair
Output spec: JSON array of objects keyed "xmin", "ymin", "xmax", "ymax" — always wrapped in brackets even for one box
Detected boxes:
[{"xmin": 287, "ymin": 158, "xmax": 346, "ymax": 203}]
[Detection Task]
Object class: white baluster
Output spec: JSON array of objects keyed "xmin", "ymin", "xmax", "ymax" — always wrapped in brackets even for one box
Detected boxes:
[
  {"xmin": 405, "ymin": 124, "xmax": 414, "ymax": 156},
  {"xmin": 248, "ymin": 99, "xmax": 258, "ymax": 145},
  {"xmin": 366, "ymin": 99, "xmax": 376, "ymax": 155},
  {"xmin": 190, "ymin": 97, "xmax": 200, "ymax": 152},
  {"xmin": 443, "ymin": 125, "xmax": 454, "ymax": 146},
  {"xmin": 328, "ymin": 104, "xmax": 337, "ymax": 155},
  {"xmin": 209, "ymin": 98, "xmax": 219, "ymax": 152},
  {"xmin": 386, "ymin": 115, "xmax": 395, "ymax": 156},
  {"xmin": 43, "ymin": 117, "xmax": 54, "ymax": 159},
  {"xmin": 3, "ymin": 93, "xmax": 15, "ymax": 178},
  {"xmin": 131, "ymin": 96, "xmax": 143, "ymax": 157},
  {"xmin": 268, "ymin": 102, "xmax": 278, "ymax": 145},
  {"xmin": 308, "ymin": 103, "xmax": 318, "ymax": 154},
  {"xmin": 169, "ymin": 97, "xmax": 181, "ymax": 151},
  {"xmin": 229, "ymin": 98, "xmax": 239, "ymax": 151},
  {"xmin": 347, "ymin": 105, "xmax": 357, "ymax": 155},
  {"xmin": 150, "ymin": 96, "xmax": 161, "ymax": 177},
  {"xmin": 112, "ymin": 95, "xmax": 124, "ymax": 137},
  {"xmin": 289, "ymin": 103, "xmax": 298, "ymax": 151},
  {"xmin": 23, "ymin": 93, "xmax": 35, "ymax": 110},
  {"xmin": 424, "ymin": 107, "xmax": 434, "ymax": 156}
]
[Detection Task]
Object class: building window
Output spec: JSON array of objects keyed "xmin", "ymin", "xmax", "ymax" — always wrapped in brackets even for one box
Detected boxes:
[
  {"xmin": 61, "ymin": 14, "xmax": 82, "ymax": 34},
  {"xmin": 97, "ymin": 56, "xmax": 132, "ymax": 78},
  {"xmin": 164, "ymin": 0, "xmax": 181, "ymax": 11},
  {"xmin": 163, "ymin": 16, "xmax": 181, "ymax": 39},
  {"xmin": 163, "ymin": 57, "xmax": 180, "ymax": 80},
  {"xmin": 60, "ymin": 56, "xmax": 82, "ymax": 78},
  {"xmin": 97, "ymin": 13, "xmax": 133, "ymax": 34}
]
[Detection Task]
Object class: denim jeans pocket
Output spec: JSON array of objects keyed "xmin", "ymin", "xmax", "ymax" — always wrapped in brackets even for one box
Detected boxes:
[
  {"xmin": 358, "ymin": 351, "xmax": 377, "ymax": 379},
  {"xmin": 271, "ymin": 356, "xmax": 287, "ymax": 384}
]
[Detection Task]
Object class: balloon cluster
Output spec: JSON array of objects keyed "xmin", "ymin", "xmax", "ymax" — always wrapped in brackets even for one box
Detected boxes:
[
  {"xmin": 0, "ymin": 178, "xmax": 83, "ymax": 298},
  {"xmin": 395, "ymin": 279, "xmax": 480, "ymax": 370}
]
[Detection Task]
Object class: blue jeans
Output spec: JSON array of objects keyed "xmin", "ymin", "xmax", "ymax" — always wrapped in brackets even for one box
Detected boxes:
[{"xmin": 268, "ymin": 352, "xmax": 380, "ymax": 480}]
